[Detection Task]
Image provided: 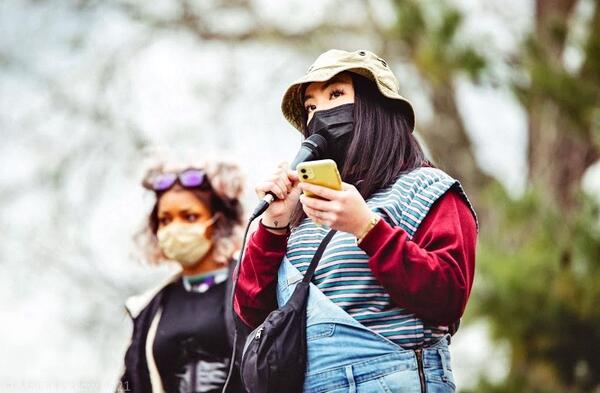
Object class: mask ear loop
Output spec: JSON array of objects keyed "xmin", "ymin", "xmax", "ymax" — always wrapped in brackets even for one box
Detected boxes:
[
  {"xmin": 206, "ymin": 212, "xmax": 223, "ymax": 228},
  {"xmin": 202, "ymin": 213, "xmax": 224, "ymax": 246}
]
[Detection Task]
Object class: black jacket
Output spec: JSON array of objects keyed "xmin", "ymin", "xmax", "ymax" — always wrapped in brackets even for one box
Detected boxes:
[{"xmin": 117, "ymin": 260, "xmax": 245, "ymax": 393}]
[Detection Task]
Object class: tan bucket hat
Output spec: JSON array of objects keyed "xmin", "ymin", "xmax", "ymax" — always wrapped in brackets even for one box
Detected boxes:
[{"xmin": 281, "ymin": 49, "xmax": 415, "ymax": 133}]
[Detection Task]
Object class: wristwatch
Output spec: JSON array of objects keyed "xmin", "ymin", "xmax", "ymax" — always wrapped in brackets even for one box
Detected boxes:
[{"xmin": 357, "ymin": 213, "xmax": 381, "ymax": 244}]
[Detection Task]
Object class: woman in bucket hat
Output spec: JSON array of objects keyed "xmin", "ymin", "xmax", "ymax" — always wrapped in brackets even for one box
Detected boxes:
[
  {"xmin": 235, "ymin": 49, "xmax": 479, "ymax": 392},
  {"xmin": 117, "ymin": 154, "xmax": 245, "ymax": 393}
]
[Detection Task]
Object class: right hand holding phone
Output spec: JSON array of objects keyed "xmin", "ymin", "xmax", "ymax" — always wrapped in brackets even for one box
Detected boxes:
[
  {"xmin": 299, "ymin": 181, "xmax": 373, "ymax": 237},
  {"xmin": 255, "ymin": 162, "xmax": 300, "ymax": 230}
]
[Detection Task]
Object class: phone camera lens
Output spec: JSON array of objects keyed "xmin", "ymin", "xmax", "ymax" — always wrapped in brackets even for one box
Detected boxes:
[
  {"xmin": 300, "ymin": 169, "xmax": 306, "ymax": 173},
  {"xmin": 303, "ymin": 175, "xmax": 308, "ymax": 179}
]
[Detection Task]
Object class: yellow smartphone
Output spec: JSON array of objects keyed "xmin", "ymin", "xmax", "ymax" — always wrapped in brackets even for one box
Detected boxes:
[{"xmin": 296, "ymin": 159, "xmax": 342, "ymax": 199}]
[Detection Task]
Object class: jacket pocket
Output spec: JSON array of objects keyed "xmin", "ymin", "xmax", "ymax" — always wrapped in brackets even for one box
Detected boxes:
[{"xmin": 306, "ymin": 323, "xmax": 335, "ymax": 342}]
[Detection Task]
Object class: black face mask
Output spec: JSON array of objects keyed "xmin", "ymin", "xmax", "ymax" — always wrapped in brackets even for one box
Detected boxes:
[{"xmin": 307, "ymin": 103, "xmax": 354, "ymax": 171}]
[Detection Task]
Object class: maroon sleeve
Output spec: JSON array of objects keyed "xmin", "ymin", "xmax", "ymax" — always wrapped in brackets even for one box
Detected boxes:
[
  {"xmin": 233, "ymin": 222, "xmax": 289, "ymax": 329},
  {"xmin": 358, "ymin": 187, "xmax": 478, "ymax": 325}
]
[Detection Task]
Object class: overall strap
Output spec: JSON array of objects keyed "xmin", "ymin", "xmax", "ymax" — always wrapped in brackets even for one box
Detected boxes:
[{"xmin": 302, "ymin": 229, "xmax": 337, "ymax": 284}]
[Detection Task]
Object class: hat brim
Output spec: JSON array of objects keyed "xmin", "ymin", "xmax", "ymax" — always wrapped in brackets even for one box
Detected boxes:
[{"xmin": 281, "ymin": 66, "xmax": 415, "ymax": 133}]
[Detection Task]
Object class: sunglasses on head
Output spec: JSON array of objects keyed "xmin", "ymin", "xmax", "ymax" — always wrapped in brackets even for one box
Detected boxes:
[{"xmin": 143, "ymin": 168, "xmax": 209, "ymax": 192}]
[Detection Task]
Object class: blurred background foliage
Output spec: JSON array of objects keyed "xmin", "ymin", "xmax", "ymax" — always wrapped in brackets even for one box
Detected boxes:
[
  {"xmin": 1, "ymin": 0, "xmax": 599, "ymax": 392},
  {"xmin": 388, "ymin": 1, "xmax": 600, "ymax": 390}
]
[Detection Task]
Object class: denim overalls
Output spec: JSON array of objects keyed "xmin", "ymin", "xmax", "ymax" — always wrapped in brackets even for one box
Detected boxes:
[
  {"xmin": 275, "ymin": 167, "xmax": 479, "ymax": 392},
  {"xmin": 277, "ymin": 256, "xmax": 456, "ymax": 393}
]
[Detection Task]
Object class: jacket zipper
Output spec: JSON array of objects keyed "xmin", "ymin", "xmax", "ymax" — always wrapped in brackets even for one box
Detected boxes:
[
  {"xmin": 255, "ymin": 326, "xmax": 264, "ymax": 340},
  {"xmin": 415, "ymin": 348, "xmax": 426, "ymax": 393}
]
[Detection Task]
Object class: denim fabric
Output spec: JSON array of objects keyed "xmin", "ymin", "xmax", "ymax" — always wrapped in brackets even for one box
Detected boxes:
[{"xmin": 277, "ymin": 257, "xmax": 456, "ymax": 393}]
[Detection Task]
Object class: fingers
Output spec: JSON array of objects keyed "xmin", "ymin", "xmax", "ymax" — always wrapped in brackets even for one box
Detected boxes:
[
  {"xmin": 302, "ymin": 205, "xmax": 335, "ymax": 225},
  {"xmin": 287, "ymin": 169, "xmax": 300, "ymax": 183},
  {"xmin": 277, "ymin": 162, "xmax": 299, "ymax": 185},
  {"xmin": 255, "ymin": 183, "xmax": 267, "ymax": 198},
  {"xmin": 299, "ymin": 181, "xmax": 369, "ymax": 231},
  {"xmin": 341, "ymin": 182, "xmax": 356, "ymax": 191},
  {"xmin": 299, "ymin": 182, "xmax": 340, "ymax": 201},
  {"xmin": 255, "ymin": 162, "xmax": 298, "ymax": 200},
  {"xmin": 300, "ymin": 194, "xmax": 340, "ymax": 227},
  {"xmin": 299, "ymin": 194, "xmax": 339, "ymax": 213},
  {"xmin": 270, "ymin": 173, "xmax": 291, "ymax": 195},
  {"xmin": 255, "ymin": 181, "xmax": 285, "ymax": 199}
]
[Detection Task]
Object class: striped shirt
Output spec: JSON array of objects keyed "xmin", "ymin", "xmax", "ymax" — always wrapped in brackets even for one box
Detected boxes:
[{"xmin": 285, "ymin": 166, "xmax": 478, "ymax": 348}]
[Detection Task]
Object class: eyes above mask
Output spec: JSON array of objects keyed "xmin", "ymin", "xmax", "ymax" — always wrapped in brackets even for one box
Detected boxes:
[{"xmin": 157, "ymin": 215, "xmax": 219, "ymax": 267}]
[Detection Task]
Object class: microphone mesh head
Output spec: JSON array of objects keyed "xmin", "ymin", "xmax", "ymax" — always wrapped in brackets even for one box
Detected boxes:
[{"xmin": 303, "ymin": 133, "xmax": 328, "ymax": 157}]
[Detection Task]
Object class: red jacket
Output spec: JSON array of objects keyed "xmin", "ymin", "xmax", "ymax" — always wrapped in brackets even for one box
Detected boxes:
[{"xmin": 234, "ymin": 187, "xmax": 478, "ymax": 329}]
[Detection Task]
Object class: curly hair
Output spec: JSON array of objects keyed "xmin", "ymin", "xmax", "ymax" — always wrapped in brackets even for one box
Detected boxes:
[{"xmin": 136, "ymin": 156, "xmax": 246, "ymax": 266}]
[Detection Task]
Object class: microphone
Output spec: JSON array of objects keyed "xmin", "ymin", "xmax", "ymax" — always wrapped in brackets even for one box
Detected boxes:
[
  {"xmin": 249, "ymin": 134, "xmax": 328, "ymax": 221},
  {"xmin": 289, "ymin": 134, "xmax": 328, "ymax": 170}
]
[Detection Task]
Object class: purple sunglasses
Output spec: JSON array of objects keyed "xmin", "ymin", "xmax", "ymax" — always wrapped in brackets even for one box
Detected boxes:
[{"xmin": 143, "ymin": 168, "xmax": 209, "ymax": 192}]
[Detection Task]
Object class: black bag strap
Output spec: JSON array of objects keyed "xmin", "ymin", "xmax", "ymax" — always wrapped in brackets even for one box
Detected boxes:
[{"xmin": 302, "ymin": 229, "xmax": 337, "ymax": 284}]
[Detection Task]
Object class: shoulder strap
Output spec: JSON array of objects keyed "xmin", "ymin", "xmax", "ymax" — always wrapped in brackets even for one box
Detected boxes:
[{"xmin": 302, "ymin": 229, "xmax": 337, "ymax": 284}]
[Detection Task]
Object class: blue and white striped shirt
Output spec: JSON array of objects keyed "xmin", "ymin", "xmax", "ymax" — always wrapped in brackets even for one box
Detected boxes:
[{"xmin": 286, "ymin": 166, "xmax": 478, "ymax": 348}]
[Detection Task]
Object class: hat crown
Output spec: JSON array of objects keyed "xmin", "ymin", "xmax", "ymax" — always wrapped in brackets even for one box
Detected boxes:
[{"xmin": 307, "ymin": 49, "xmax": 399, "ymax": 93}]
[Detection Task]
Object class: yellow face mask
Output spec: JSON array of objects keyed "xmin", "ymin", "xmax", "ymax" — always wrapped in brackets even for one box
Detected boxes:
[{"xmin": 157, "ymin": 215, "xmax": 219, "ymax": 267}]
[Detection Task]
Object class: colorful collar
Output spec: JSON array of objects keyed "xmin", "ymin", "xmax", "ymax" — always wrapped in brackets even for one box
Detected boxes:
[{"xmin": 182, "ymin": 268, "xmax": 228, "ymax": 293}]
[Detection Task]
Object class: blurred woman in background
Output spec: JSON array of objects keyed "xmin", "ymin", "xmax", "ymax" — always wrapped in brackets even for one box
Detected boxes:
[
  {"xmin": 234, "ymin": 49, "xmax": 479, "ymax": 392},
  {"xmin": 117, "ymin": 157, "xmax": 245, "ymax": 393}
]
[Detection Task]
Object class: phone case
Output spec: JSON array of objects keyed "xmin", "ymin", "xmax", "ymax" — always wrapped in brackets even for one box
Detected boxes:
[{"xmin": 296, "ymin": 159, "xmax": 342, "ymax": 199}]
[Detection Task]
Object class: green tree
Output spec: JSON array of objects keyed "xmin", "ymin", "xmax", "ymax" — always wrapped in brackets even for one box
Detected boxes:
[
  {"xmin": 471, "ymin": 1, "xmax": 600, "ymax": 391},
  {"xmin": 370, "ymin": 1, "xmax": 600, "ymax": 391}
]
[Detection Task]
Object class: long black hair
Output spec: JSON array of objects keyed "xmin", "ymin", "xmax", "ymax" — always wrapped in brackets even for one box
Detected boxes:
[{"xmin": 290, "ymin": 72, "xmax": 432, "ymax": 228}]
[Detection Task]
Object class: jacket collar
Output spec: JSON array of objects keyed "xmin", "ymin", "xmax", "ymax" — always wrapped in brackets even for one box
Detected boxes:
[{"xmin": 125, "ymin": 267, "xmax": 182, "ymax": 319}]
